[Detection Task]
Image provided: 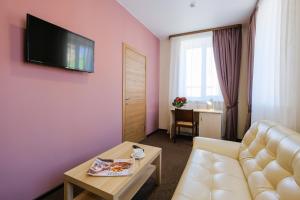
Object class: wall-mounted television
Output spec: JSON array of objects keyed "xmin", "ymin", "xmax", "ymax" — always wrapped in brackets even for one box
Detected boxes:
[{"xmin": 26, "ymin": 14, "xmax": 94, "ymax": 73}]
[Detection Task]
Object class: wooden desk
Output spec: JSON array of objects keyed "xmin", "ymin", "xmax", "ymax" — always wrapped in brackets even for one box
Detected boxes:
[
  {"xmin": 64, "ymin": 142, "xmax": 162, "ymax": 200},
  {"xmin": 169, "ymin": 107, "xmax": 223, "ymax": 139}
]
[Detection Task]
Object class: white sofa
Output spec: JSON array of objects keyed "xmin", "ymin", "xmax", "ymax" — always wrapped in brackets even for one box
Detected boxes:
[{"xmin": 172, "ymin": 121, "xmax": 300, "ymax": 200}]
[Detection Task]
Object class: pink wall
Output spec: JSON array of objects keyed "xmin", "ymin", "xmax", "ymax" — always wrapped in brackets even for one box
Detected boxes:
[{"xmin": 0, "ymin": 0, "xmax": 159, "ymax": 199}]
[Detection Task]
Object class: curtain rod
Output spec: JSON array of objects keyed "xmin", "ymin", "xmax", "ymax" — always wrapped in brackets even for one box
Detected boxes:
[{"xmin": 168, "ymin": 24, "xmax": 242, "ymax": 40}]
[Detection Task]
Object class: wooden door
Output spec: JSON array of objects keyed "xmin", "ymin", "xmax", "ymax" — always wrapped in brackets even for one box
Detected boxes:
[{"xmin": 123, "ymin": 44, "xmax": 146, "ymax": 142}]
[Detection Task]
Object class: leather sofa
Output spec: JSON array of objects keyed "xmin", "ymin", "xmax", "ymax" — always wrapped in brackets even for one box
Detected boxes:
[{"xmin": 172, "ymin": 121, "xmax": 300, "ymax": 200}]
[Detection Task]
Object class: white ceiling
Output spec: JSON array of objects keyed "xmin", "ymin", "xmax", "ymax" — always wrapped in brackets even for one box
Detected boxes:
[{"xmin": 117, "ymin": 0, "xmax": 256, "ymax": 39}]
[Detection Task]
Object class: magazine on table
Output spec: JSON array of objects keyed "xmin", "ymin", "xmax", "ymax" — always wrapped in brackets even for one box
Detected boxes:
[{"xmin": 88, "ymin": 158, "xmax": 135, "ymax": 177}]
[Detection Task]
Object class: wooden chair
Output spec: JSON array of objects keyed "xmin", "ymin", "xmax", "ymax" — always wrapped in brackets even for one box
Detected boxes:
[{"xmin": 173, "ymin": 109, "xmax": 198, "ymax": 143}]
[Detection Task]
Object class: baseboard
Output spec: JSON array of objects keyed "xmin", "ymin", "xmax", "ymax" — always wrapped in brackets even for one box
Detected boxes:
[
  {"xmin": 146, "ymin": 129, "xmax": 168, "ymax": 137},
  {"xmin": 34, "ymin": 183, "xmax": 63, "ymax": 200},
  {"xmin": 146, "ymin": 129, "xmax": 160, "ymax": 137},
  {"xmin": 158, "ymin": 128, "xmax": 168, "ymax": 133}
]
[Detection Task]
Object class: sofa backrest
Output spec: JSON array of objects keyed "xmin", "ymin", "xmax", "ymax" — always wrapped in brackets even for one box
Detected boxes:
[{"xmin": 239, "ymin": 121, "xmax": 300, "ymax": 200}]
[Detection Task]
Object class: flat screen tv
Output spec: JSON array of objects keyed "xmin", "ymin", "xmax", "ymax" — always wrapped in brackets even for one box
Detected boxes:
[{"xmin": 26, "ymin": 14, "xmax": 94, "ymax": 73}]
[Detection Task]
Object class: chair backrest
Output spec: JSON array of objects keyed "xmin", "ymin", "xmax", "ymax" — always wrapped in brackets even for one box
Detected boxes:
[
  {"xmin": 175, "ymin": 109, "xmax": 194, "ymax": 123},
  {"xmin": 240, "ymin": 121, "xmax": 300, "ymax": 200}
]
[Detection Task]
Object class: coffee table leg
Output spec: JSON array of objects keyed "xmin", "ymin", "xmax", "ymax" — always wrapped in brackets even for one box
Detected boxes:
[
  {"xmin": 64, "ymin": 180, "xmax": 74, "ymax": 200},
  {"xmin": 154, "ymin": 152, "xmax": 162, "ymax": 185}
]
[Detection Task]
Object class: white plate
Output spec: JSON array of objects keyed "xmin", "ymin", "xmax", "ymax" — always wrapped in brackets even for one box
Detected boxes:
[{"xmin": 131, "ymin": 153, "xmax": 145, "ymax": 160}]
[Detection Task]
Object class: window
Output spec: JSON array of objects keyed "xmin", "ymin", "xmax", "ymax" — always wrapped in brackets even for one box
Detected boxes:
[
  {"xmin": 185, "ymin": 48, "xmax": 202, "ymax": 97},
  {"xmin": 206, "ymin": 47, "xmax": 220, "ymax": 97},
  {"xmin": 181, "ymin": 34, "xmax": 222, "ymax": 101}
]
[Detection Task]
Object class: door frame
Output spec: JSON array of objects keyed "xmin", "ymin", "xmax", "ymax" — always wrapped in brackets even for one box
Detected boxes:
[{"xmin": 122, "ymin": 43, "xmax": 147, "ymax": 142}]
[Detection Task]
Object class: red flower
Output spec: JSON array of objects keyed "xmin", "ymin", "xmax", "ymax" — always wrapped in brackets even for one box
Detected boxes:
[
  {"xmin": 174, "ymin": 97, "xmax": 186, "ymax": 103},
  {"xmin": 172, "ymin": 97, "xmax": 187, "ymax": 108}
]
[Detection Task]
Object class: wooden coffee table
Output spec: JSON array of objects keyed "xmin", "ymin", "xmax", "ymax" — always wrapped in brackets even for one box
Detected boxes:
[{"xmin": 64, "ymin": 141, "xmax": 162, "ymax": 200}]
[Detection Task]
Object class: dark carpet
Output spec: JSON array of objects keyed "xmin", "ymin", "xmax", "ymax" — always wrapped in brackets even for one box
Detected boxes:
[{"xmin": 38, "ymin": 131, "xmax": 192, "ymax": 200}]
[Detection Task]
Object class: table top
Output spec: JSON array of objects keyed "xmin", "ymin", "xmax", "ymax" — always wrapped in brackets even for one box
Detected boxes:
[
  {"xmin": 170, "ymin": 106, "xmax": 223, "ymax": 114},
  {"xmin": 64, "ymin": 141, "xmax": 161, "ymax": 199}
]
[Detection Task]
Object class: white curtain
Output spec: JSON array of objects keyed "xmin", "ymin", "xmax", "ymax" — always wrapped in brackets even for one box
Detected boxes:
[
  {"xmin": 252, "ymin": 0, "xmax": 300, "ymax": 131},
  {"xmin": 169, "ymin": 32, "xmax": 223, "ymax": 109},
  {"xmin": 169, "ymin": 34, "xmax": 184, "ymax": 104}
]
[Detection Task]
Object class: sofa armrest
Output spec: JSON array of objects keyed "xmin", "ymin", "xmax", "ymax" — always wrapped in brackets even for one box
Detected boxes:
[{"xmin": 193, "ymin": 137, "xmax": 241, "ymax": 160}]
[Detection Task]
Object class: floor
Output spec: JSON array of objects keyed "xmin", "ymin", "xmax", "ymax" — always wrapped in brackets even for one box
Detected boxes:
[{"xmin": 38, "ymin": 131, "xmax": 193, "ymax": 200}]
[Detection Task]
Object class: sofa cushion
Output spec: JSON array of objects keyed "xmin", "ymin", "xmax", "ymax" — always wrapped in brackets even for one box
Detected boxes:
[
  {"xmin": 240, "ymin": 121, "xmax": 300, "ymax": 200},
  {"xmin": 193, "ymin": 137, "xmax": 241, "ymax": 159},
  {"xmin": 172, "ymin": 149, "xmax": 252, "ymax": 200}
]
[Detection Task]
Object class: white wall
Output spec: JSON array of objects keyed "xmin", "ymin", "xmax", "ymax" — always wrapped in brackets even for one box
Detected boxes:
[
  {"xmin": 237, "ymin": 24, "xmax": 249, "ymax": 139},
  {"xmin": 159, "ymin": 24, "xmax": 249, "ymax": 139},
  {"xmin": 159, "ymin": 39, "xmax": 171, "ymax": 130}
]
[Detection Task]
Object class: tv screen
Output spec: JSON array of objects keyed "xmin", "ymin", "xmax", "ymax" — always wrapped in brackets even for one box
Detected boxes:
[{"xmin": 26, "ymin": 14, "xmax": 94, "ymax": 73}]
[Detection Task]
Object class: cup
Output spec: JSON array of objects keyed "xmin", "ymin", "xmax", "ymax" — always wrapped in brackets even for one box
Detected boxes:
[{"xmin": 133, "ymin": 148, "xmax": 144, "ymax": 157}]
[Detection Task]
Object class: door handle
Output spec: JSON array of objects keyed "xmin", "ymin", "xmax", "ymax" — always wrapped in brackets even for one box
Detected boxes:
[{"xmin": 125, "ymin": 98, "xmax": 130, "ymax": 105}]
